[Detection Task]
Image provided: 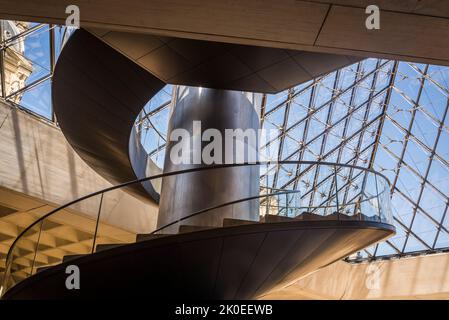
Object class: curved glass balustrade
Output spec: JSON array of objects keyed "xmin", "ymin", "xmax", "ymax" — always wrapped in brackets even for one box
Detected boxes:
[{"xmin": 0, "ymin": 161, "xmax": 393, "ymax": 296}]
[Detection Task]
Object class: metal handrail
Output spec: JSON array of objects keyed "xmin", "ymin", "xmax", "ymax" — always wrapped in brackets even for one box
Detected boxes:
[
  {"xmin": 259, "ymin": 185, "xmax": 380, "ymax": 207},
  {"xmin": 151, "ymin": 189, "xmax": 385, "ymax": 236},
  {"xmin": 150, "ymin": 189, "xmax": 299, "ymax": 235},
  {"xmin": 1, "ymin": 161, "xmax": 391, "ymax": 293}
]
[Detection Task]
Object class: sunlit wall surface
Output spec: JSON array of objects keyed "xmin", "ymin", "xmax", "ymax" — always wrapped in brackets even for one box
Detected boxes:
[{"xmin": 2, "ymin": 20, "xmax": 448, "ymax": 261}]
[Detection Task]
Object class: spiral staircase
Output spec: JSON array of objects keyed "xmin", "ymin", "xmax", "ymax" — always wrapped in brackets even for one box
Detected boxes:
[{"xmin": 1, "ymin": 29, "xmax": 395, "ymax": 299}]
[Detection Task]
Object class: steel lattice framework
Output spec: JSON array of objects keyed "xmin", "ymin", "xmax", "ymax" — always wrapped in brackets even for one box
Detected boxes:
[
  {"xmin": 139, "ymin": 59, "xmax": 449, "ymax": 261},
  {"xmin": 2, "ymin": 21, "xmax": 449, "ymax": 262},
  {"xmin": 256, "ymin": 59, "xmax": 449, "ymax": 260}
]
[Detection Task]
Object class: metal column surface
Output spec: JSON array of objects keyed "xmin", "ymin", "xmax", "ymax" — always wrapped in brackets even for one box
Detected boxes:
[{"xmin": 158, "ymin": 87, "xmax": 260, "ymax": 231}]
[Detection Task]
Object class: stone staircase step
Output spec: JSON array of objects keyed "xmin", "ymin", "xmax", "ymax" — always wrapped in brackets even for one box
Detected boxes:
[
  {"xmin": 36, "ymin": 266, "xmax": 51, "ymax": 273},
  {"xmin": 135, "ymin": 233, "xmax": 170, "ymax": 242},
  {"xmin": 62, "ymin": 254, "xmax": 86, "ymax": 263},
  {"xmin": 95, "ymin": 243, "xmax": 124, "ymax": 253},
  {"xmin": 178, "ymin": 225, "xmax": 213, "ymax": 234},
  {"xmin": 222, "ymin": 218, "xmax": 257, "ymax": 227},
  {"xmin": 321, "ymin": 212, "xmax": 359, "ymax": 220},
  {"xmin": 294, "ymin": 212, "xmax": 324, "ymax": 220},
  {"xmin": 260, "ymin": 214, "xmax": 295, "ymax": 223}
]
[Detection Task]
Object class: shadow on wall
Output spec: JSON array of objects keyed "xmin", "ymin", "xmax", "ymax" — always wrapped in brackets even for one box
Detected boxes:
[
  {"xmin": 11, "ymin": 109, "xmax": 28, "ymax": 195},
  {"xmin": 0, "ymin": 102, "xmax": 158, "ymax": 234}
]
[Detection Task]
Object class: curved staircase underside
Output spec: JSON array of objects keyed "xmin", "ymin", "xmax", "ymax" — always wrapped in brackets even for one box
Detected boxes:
[
  {"xmin": 23, "ymin": 29, "xmax": 396, "ymax": 300},
  {"xmin": 3, "ymin": 218, "xmax": 394, "ymax": 300},
  {"xmin": 52, "ymin": 29, "xmax": 164, "ymax": 204},
  {"xmin": 52, "ymin": 29, "xmax": 362, "ymax": 205}
]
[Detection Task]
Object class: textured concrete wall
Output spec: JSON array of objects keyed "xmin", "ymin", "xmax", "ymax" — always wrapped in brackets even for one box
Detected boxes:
[{"xmin": 0, "ymin": 101, "xmax": 158, "ymax": 234}]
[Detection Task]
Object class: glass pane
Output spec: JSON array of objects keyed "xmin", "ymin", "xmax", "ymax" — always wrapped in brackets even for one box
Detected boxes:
[
  {"xmin": 4, "ymin": 23, "xmax": 51, "ymax": 94},
  {"xmin": 94, "ymin": 189, "xmax": 137, "ymax": 252},
  {"xmin": 10, "ymin": 78, "xmax": 52, "ymax": 119}
]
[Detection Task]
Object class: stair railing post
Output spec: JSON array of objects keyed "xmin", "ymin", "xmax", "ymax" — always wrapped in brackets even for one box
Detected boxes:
[
  {"xmin": 374, "ymin": 173, "xmax": 382, "ymax": 222},
  {"xmin": 92, "ymin": 193, "xmax": 104, "ymax": 254},
  {"xmin": 265, "ymin": 190, "xmax": 269, "ymax": 217},
  {"xmin": 333, "ymin": 165, "xmax": 340, "ymax": 220},
  {"xmin": 30, "ymin": 220, "xmax": 44, "ymax": 276},
  {"xmin": 265, "ymin": 163, "xmax": 269, "ymax": 217},
  {"xmin": 277, "ymin": 193, "xmax": 280, "ymax": 216}
]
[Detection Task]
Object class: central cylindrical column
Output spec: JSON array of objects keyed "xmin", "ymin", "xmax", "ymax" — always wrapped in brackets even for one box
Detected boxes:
[{"xmin": 157, "ymin": 87, "xmax": 260, "ymax": 233}]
